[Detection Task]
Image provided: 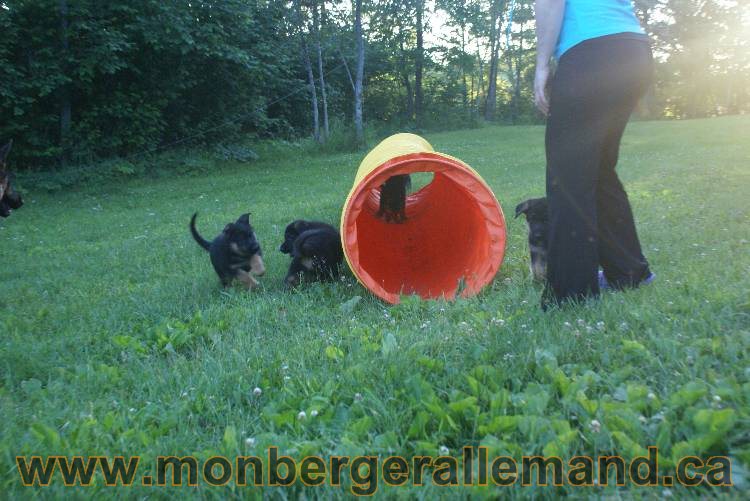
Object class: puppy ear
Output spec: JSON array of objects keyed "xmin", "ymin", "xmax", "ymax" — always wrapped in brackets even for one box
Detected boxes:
[
  {"xmin": 237, "ymin": 213, "xmax": 250, "ymax": 225},
  {"xmin": 0, "ymin": 140, "xmax": 12, "ymax": 163},
  {"xmin": 515, "ymin": 200, "xmax": 531, "ymax": 219}
]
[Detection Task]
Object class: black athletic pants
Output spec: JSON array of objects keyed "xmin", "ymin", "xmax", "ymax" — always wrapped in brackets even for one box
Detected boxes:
[{"xmin": 543, "ymin": 33, "xmax": 654, "ymax": 307}]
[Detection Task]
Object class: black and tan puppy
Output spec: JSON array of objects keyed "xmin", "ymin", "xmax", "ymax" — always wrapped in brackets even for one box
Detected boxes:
[
  {"xmin": 279, "ymin": 220, "xmax": 334, "ymax": 254},
  {"xmin": 376, "ymin": 174, "xmax": 411, "ymax": 223},
  {"xmin": 280, "ymin": 220, "xmax": 343, "ymax": 287},
  {"xmin": 0, "ymin": 140, "xmax": 24, "ymax": 218},
  {"xmin": 190, "ymin": 212, "xmax": 265, "ymax": 289},
  {"xmin": 515, "ymin": 197, "xmax": 548, "ymax": 281}
]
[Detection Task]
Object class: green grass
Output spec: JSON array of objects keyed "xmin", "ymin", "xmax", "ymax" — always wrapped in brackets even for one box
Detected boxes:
[{"xmin": 1, "ymin": 116, "xmax": 749, "ymax": 498}]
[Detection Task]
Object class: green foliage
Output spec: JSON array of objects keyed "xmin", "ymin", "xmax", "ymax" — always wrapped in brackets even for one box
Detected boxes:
[
  {"xmin": 0, "ymin": 0, "xmax": 302, "ymax": 167},
  {"xmin": 2, "ymin": 0, "xmax": 747, "ymax": 171}
]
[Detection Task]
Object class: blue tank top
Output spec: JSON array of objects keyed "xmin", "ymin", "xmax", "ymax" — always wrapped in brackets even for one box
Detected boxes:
[{"xmin": 556, "ymin": 0, "xmax": 646, "ymax": 59}]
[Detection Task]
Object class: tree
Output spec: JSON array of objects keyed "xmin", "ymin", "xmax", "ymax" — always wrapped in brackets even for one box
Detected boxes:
[
  {"xmin": 503, "ymin": 0, "xmax": 535, "ymax": 123},
  {"xmin": 414, "ymin": 0, "xmax": 425, "ymax": 127},
  {"xmin": 58, "ymin": 0, "xmax": 71, "ymax": 166},
  {"xmin": 313, "ymin": 1, "xmax": 330, "ymax": 140},
  {"xmin": 353, "ymin": 0, "xmax": 365, "ymax": 147},
  {"xmin": 484, "ymin": 0, "xmax": 505, "ymax": 121},
  {"xmin": 295, "ymin": 0, "xmax": 321, "ymax": 142}
]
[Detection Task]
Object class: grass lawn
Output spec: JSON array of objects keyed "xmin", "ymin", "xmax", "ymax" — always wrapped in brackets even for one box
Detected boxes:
[{"xmin": 1, "ymin": 116, "xmax": 749, "ymax": 498}]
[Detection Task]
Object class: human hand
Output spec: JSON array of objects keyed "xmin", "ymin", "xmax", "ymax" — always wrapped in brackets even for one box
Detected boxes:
[{"xmin": 534, "ymin": 64, "xmax": 551, "ymax": 116}]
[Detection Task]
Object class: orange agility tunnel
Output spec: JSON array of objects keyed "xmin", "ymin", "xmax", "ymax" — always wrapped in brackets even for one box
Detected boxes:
[{"xmin": 340, "ymin": 133, "xmax": 506, "ymax": 304}]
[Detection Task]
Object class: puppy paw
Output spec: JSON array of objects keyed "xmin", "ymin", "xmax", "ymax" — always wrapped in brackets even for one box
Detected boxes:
[{"xmin": 237, "ymin": 270, "xmax": 260, "ymax": 290}]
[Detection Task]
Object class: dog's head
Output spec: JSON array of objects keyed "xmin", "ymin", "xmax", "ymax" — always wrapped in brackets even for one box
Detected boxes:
[
  {"xmin": 280, "ymin": 220, "xmax": 311, "ymax": 254},
  {"xmin": 515, "ymin": 197, "xmax": 548, "ymax": 234},
  {"xmin": 515, "ymin": 197, "xmax": 547, "ymax": 222},
  {"xmin": 0, "ymin": 140, "xmax": 23, "ymax": 218},
  {"xmin": 516, "ymin": 197, "xmax": 549, "ymax": 281},
  {"xmin": 225, "ymin": 213, "xmax": 265, "ymax": 275}
]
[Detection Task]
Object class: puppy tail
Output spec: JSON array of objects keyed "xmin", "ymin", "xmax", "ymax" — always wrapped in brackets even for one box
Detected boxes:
[{"xmin": 189, "ymin": 212, "xmax": 211, "ymax": 251}]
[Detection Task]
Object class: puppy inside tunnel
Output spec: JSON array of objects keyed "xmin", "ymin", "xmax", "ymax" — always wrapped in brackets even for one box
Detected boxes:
[{"xmin": 340, "ymin": 133, "xmax": 507, "ymax": 304}]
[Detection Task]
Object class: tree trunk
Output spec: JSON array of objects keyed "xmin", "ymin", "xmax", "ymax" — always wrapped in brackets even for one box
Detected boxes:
[
  {"xmin": 338, "ymin": 48, "xmax": 355, "ymax": 92},
  {"xmin": 314, "ymin": 2, "xmax": 329, "ymax": 140},
  {"xmin": 513, "ymin": 30, "xmax": 523, "ymax": 123},
  {"xmin": 470, "ymin": 71, "xmax": 475, "ymax": 115},
  {"xmin": 461, "ymin": 22, "xmax": 468, "ymax": 113},
  {"xmin": 507, "ymin": 19, "xmax": 523, "ymax": 124},
  {"xmin": 59, "ymin": 0, "xmax": 71, "ymax": 166},
  {"xmin": 414, "ymin": 0, "xmax": 425, "ymax": 128},
  {"xmin": 476, "ymin": 38, "xmax": 484, "ymax": 109},
  {"xmin": 295, "ymin": 0, "xmax": 320, "ymax": 143},
  {"xmin": 353, "ymin": 0, "xmax": 365, "ymax": 147},
  {"xmin": 403, "ymin": 74, "xmax": 414, "ymax": 121},
  {"xmin": 399, "ymin": 38, "xmax": 414, "ymax": 121},
  {"xmin": 484, "ymin": 0, "xmax": 501, "ymax": 121},
  {"xmin": 475, "ymin": 39, "xmax": 484, "ymax": 115}
]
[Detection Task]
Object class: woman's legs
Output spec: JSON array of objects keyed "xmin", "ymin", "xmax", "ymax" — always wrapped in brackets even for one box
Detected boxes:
[
  {"xmin": 597, "ymin": 107, "xmax": 652, "ymax": 288},
  {"xmin": 543, "ymin": 35, "xmax": 653, "ymax": 307},
  {"xmin": 544, "ymin": 80, "xmax": 603, "ymax": 305}
]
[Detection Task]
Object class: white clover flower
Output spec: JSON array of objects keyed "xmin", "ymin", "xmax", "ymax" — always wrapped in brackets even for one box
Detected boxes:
[
  {"xmin": 713, "ymin": 395, "xmax": 722, "ymax": 402},
  {"xmin": 245, "ymin": 437, "xmax": 256, "ymax": 447},
  {"xmin": 563, "ymin": 321, "xmax": 571, "ymax": 328},
  {"xmin": 281, "ymin": 364, "xmax": 289, "ymax": 371},
  {"xmin": 648, "ymin": 392, "xmax": 656, "ymax": 400},
  {"xmin": 354, "ymin": 393, "xmax": 363, "ymax": 402},
  {"xmin": 590, "ymin": 419, "xmax": 601, "ymax": 433},
  {"xmin": 253, "ymin": 387, "xmax": 262, "ymax": 397},
  {"xmin": 639, "ymin": 415, "xmax": 647, "ymax": 424},
  {"xmin": 297, "ymin": 411, "xmax": 307, "ymax": 420},
  {"xmin": 439, "ymin": 445, "xmax": 449, "ymax": 456},
  {"xmin": 577, "ymin": 318, "xmax": 585, "ymax": 326},
  {"xmin": 596, "ymin": 321, "xmax": 605, "ymax": 330},
  {"xmin": 311, "ymin": 410, "xmax": 319, "ymax": 418}
]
